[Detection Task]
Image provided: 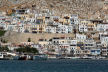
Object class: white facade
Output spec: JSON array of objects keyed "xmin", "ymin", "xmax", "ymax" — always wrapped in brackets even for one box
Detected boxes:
[
  {"xmin": 79, "ymin": 24, "xmax": 88, "ymax": 32},
  {"xmin": 97, "ymin": 24, "xmax": 108, "ymax": 32},
  {"xmin": 56, "ymin": 24, "xmax": 68, "ymax": 33},
  {"xmin": 70, "ymin": 14, "xmax": 79, "ymax": 25},
  {"xmin": 67, "ymin": 25, "xmax": 73, "ymax": 33},
  {"xmin": 76, "ymin": 34, "xmax": 86, "ymax": 42},
  {"xmin": 46, "ymin": 26, "xmax": 56, "ymax": 33},
  {"xmin": 100, "ymin": 35, "xmax": 108, "ymax": 45},
  {"xmin": 79, "ymin": 20, "xmax": 89, "ymax": 32},
  {"xmin": 69, "ymin": 40, "xmax": 77, "ymax": 54}
]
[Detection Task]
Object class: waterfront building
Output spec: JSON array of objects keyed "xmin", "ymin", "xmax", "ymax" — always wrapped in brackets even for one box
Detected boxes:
[
  {"xmin": 90, "ymin": 49, "xmax": 101, "ymax": 56},
  {"xmin": 82, "ymin": 39, "xmax": 96, "ymax": 55},
  {"xmin": 69, "ymin": 39, "xmax": 77, "ymax": 55},
  {"xmin": 101, "ymin": 46, "xmax": 108, "ymax": 56},
  {"xmin": 84, "ymin": 39, "xmax": 96, "ymax": 50},
  {"xmin": 74, "ymin": 47, "xmax": 83, "ymax": 56}
]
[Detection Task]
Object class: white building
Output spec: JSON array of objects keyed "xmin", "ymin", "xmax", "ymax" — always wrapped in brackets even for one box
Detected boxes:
[
  {"xmin": 70, "ymin": 14, "xmax": 79, "ymax": 25},
  {"xmin": 67, "ymin": 25, "xmax": 73, "ymax": 33},
  {"xmin": 78, "ymin": 20, "xmax": 88, "ymax": 32},
  {"xmin": 84, "ymin": 39, "xmax": 96, "ymax": 50},
  {"xmin": 100, "ymin": 34, "xmax": 108, "ymax": 46},
  {"xmin": 76, "ymin": 34, "xmax": 86, "ymax": 42},
  {"xmin": 46, "ymin": 26, "xmax": 56, "ymax": 33},
  {"xmin": 68, "ymin": 39, "xmax": 77, "ymax": 54},
  {"xmin": 56, "ymin": 24, "xmax": 68, "ymax": 33},
  {"xmin": 97, "ymin": 23, "xmax": 108, "ymax": 32}
]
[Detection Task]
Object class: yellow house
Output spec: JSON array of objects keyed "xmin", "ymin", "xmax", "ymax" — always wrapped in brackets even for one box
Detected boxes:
[
  {"xmin": 74, "ymin": 47, "xmax": 83, "ymax": 56},
  {"xmin": 36, "ymin": 16, "xmax": 45, "ymax": 24},
  {"xmin": 87, "ymin": 22, "xmax": 96, "ymax": 32},
  {"xmin": 82, "ymin": 50, "xmax": 91, "ymax": 55},
  {"xmin": 31, "ymin": 16, "xmax": 46, "ymax": 33},
  {"xmin": 80, "ymin": 20, "xmax": 96, "ymax": 32},
  {"xmin": 19, "ymin": 14, "xmax": 30, "ymax": 20},
  {"xmin": 63, "ymin": 16, "xmax": 70, "ymax": 25},
  {"xmin": 59, "ymin": 18, "xmax": 64, "ymax": 23},
  {"xmin": 80, "ymin": 20, "xmax": 90, "ymax": 25},
  {"xmin": 32, "ymin": 24, "xmax": 47, "ymax": 33}
]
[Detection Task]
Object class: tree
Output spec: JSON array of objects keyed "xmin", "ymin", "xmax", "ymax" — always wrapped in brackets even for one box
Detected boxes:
[
  {"xmin": 1, "ymin": 38, "xmax": 8, "ymax": 43},
  {"xmin": 15, "ymin": 46, "xmax": 38, "ymax": 54},
  {"xmin": 0, "ymin": 47, "xmax": 9, "ymax": 52},
  {"xmin": 0, "ymin": 30, "xmax": 6, "ymax": 37},
  {"xmin": 28, "ymin": 38, "xmax": 31, "ymax": 42}
]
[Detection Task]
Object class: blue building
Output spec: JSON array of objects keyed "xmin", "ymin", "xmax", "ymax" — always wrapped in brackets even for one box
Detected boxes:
[{"xmin": 91, "ymin": 49, "xmax": 101, "ymax": 55}]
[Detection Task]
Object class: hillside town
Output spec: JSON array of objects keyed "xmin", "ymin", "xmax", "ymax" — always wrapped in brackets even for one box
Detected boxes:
[{"xmin": 0, "ymin": 8, "xmax": 108, "ymax": 60}]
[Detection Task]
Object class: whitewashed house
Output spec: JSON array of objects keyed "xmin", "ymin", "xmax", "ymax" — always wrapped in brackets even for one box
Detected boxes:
[
  {"xmin": 70, "ymin": 14, "xmax": 79, "ymax": 25},
  {"xmin": 7, "ymin": 24, "xmax": 16, "ymax": 31},
  {"xmin": 67, "ymin": 25, "xmax": 73, "ymax": 33},
  {"xmin": 56, "ymin": 24, "xmax": 68, "ymax": 33},
  {"xmin": 100, "ymin": 34, "xmax": 108, "ymax": 46},
  {"xmin": 68, "ymin": 39, "xmax": 77, "ymax": 54},
  {"xmin": 46, "ymin": 26, "xmax": 56, "ymax": 33},
  {"xmin": 13, "ymin": 22, "xmax": 25, "ymax": 33},
  {"xmin": 76, "ymin": 34, "xmax": 87, "ymax": 42},
  {"xmin": 0, "ymin": 16, "xmax": 9, "ymax": 30},
  {"xmin": 97, "ymin": 23, "xmax": 108, "ymax": 32},
  {"xmin": 84, "ymin": 39, "xmax": 96, "ymax": 50},
  {"xmin": 78, "ymin": 20, "xmax": 88, "ymax": 32}
]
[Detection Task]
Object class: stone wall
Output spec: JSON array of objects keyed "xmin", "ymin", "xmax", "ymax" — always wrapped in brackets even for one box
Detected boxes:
[{"xmin": 3, "ymin": 31, "xmax": 75, "ymax": 43}]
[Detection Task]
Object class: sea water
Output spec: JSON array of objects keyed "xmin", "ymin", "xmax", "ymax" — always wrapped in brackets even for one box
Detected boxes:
[{"xmin": 0, "ymin": 59, "xmax": 108, "ymax": 72}]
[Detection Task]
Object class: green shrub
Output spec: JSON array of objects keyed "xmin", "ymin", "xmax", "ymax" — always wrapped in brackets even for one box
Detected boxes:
[
  {"xmin": 15, "ymin": 46, "xmax": 38, "ymax": 54},
  {"xmin": 0, "ymin": 30, "xmax": 6, "ymax": 37}
]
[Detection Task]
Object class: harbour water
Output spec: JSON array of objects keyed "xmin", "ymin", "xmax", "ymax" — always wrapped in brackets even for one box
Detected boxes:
[{"xmin": 0, "ymin": 59, "xmax": 108, "ymax": 72}]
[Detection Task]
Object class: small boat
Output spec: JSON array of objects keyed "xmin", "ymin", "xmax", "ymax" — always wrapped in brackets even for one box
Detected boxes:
[
  {"xmin": 13, "ymin": 54, "xmax": 34, "ymax": 60},
  {"xmin": 0, "ymin": 52, "xmax": 4, "ymax": 60},
  {"xmin": 0, "ymin": 52, "xmax": 12, "ymax": 60},
  {"xmin": 17, "ymin": 54, "xmax": 33, "ymax": 60},
  {"xmin": 82, "ymin": 56, "xmax": 93, "ymax": 59},
  {"xmin": 70, "ymin": 57, "xmax": 80, "ymax": 59},
  {"xmin": 33, "ymin": 54, "xmax": 48, "ymax": 61},
  {"xmin": 13, "ymin": 56, "xmax": 20, "ymax": 60},
  {"xmin": 18, "ymin": 56, "xmax": 27, "ymax": 60}
]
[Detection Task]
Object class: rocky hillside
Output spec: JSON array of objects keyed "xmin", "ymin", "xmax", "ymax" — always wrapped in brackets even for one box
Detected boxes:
[{"xmin": 0, "ymin": 0, "xmax": 108, "ymax": 20}]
